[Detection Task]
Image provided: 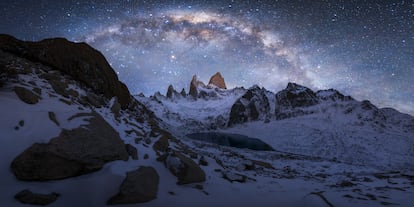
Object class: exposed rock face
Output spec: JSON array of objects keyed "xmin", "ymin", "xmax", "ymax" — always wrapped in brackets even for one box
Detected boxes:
[
  {"xmin": 228, "ymin": 85, "xmax": 270, "ymax": 126},
  {"xmin": 0, "ymin": 34, "xmax": 131, "ymax": 108},
  {"xmin": 125, "ymin": 144, "xmax": 138, "ymax": 160},
  {"xmin": 180, "ymin": 88, "xmax": 187, "ymax": 97},
  {"xmin": 153, "ymin": 134, "xmax": 170, "ymax": 153},
  {"xmin": 14, "ymin": 86, "xmax": 40, "ymax": 104},
  {"xmin": 107, "ymin": 166, "xmax": 159, "ymax": 205},
  {"xmin": 274, "ymin": 83, "xmax": 318, "ymax": 119},
  {"xmin": 166, "ymin": 84, "xmax": 181, "ymax": 99},
  {"xmin": 15, "ymin": 189, "xmax": 59, "ymax": 206},
  {"xmin": 11, "ymin": 113, "xmax": 129, "ymax": 181},
  {"xmin": 316, "ymin": 89, "xmax": 353, "ymax": 102},
  {"xmin": 208, "ymin": 72, "xmax": 226, "ymax": 89},
  {"xmin": 165, "ymin": 152, "xmax": 206, "ymax": 185},
  {"xmin": 189, "ymin": 75, "xmax": 200, "ymax": 98},
  {"xmin": 276, "ymin": 83, "xmax": 318, "ymax": 108}
]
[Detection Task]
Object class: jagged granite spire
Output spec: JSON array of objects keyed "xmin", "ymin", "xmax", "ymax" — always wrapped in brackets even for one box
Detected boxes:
[{"xmin": 208, "ymin": 72, "xmax": 227, "ymax": 89}]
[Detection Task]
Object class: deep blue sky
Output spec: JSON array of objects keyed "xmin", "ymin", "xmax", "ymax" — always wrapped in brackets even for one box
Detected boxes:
[{"xmin": 1, "ymin": 0, "xmax": 413, "ymax": 114}]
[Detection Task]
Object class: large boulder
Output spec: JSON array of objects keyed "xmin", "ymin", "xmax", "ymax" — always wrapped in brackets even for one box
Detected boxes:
[
  {"xmin": 15, "ymin": 189, "xmax": 59, "ymax": 206},
  {"xmin": 165, "ymin": 152, "xmax": 206, "ymax": 185},
  {"xmin": 11, "ymin": 113, "xmax": 129, "ymax": 181},
  {"xmin": 0, "ymin": 34, "xmax": 131, "ymax": 108},
  {"xmin": 107, "ymin": 166, "xmax": 159, "ymax": 205}
]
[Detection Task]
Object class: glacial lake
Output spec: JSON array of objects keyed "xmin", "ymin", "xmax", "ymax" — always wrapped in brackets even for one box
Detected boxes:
[{"xmin": 186, "ymin": 132, "xmax": 274, "ymax": 151}]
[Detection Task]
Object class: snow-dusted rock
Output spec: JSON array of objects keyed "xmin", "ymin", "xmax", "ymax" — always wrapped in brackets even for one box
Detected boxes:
[
  {"xmin": 166, "ymin": 152, "xmax": 206, "ymax": 185},
  {"xmin": 11, "ymin": 113, "xmax": 129, "ymax": 181},
  {"xmin": 228, "ymin": 85, "xmax": 271, "ymax": 126}
]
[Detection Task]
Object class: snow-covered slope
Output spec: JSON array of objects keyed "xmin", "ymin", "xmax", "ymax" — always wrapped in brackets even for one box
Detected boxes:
[{"xmin": 1, "ymin": 35, "xmax": 413, "ymax": 207}]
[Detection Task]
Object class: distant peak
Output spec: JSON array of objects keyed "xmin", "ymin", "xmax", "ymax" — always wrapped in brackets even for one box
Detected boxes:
[
  {"xmin": 286, "ymin": 82, "xmax": 305, "ymax": 89},
  {"xmin": 208, "ymin": 72, "xmax": 227, "ymax": 89}
]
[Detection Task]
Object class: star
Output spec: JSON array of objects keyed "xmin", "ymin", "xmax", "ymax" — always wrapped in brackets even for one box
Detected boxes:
[{"xmin": 0, "ymin": 0, "xmax": 412, "ymax": 115}]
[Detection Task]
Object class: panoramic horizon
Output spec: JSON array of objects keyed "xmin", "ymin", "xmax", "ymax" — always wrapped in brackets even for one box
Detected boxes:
[
  {"xmin": 1, "ymin": 0, "xmax": 413, "ymax": 115},
  {"xmin": 1, "ymin": 2, "xmax": 414, "ymax": 206}
]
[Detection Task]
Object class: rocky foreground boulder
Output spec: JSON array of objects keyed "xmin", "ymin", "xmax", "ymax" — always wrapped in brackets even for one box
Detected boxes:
[
  {"xmin": 0, "ymin": 34, "xmax": 131, "ymax": 108},
  {"xmin": 165, "ymin": 151, "xmax": 206, "ymax": 185},
  {"xmin": 108, "ymin": 166, "xmax": 159, "ymax": 205},
  {"xmin": 11, "ymin": 113, "xmax": 129, "ymax": 181}
]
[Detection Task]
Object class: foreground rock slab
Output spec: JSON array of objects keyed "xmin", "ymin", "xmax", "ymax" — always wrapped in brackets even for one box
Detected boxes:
[
  {"xmin": 11, "ymin": 113, "xmax": 129, "ymax": 181},
  {"xmin": 166, "ymin": 152, "xmax": 206, "ymax": 185},
  {"xmin": 108, "ymin": 166, "xmax": 159, "ymax": 205}
]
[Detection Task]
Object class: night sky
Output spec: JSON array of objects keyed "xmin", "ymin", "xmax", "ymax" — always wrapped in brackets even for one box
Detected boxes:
[{"xmin": 1, "ymin": 0, "xmax": 413, "ymax": 115}]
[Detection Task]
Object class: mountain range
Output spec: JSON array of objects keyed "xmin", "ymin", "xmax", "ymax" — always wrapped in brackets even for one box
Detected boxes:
[{"xmin": 1, "ymin": 34, "xmax": 413, "ymax": 207}]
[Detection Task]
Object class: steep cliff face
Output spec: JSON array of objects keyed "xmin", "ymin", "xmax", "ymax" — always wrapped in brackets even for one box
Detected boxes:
[
  {"xmin": 208, "ymin": 72, "xmax": 227, "ymax": 89},
  {"xmin": 228, "ymin": 85, "xmax": 271, "ymax": 126},
  {"xmin": 0, "ymin": 34, "xmax": 131, "ymax": 108}
]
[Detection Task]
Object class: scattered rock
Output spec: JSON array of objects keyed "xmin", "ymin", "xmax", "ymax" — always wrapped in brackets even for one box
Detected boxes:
[
  {"xmin": 134, "ymin": 137, "xmax": 142, "ymax": 144},
  {"xmin": 337, "ymin": 180, "xmax": 355, "ymax": 187},
  {"xmin": 15, "ymin": 189, "xmax": 59, "ymax": 206},
  {"xmin": 199, "ymin": 156, "xmax": 208, "ymax": 166},
  {"xmin": 165, "ymin": 152, "xmax": 206, "ymax": 185},
  {"xmin": 11, "ymin": 113, "xmax": 129, "ymax": 181},
  {"xmin": 48, "ymin": 111, "xmax": 59, "ymax": 126},
  {"xmin": 251, "ymin": 159, "xmax": 274, "ymax": 169},
  {"xmin": 18, "ymin": 120, "xmax": 24, "ymax": 127},
  {"xmin": 108, "ymin": 166, "xmax": 159, "ymax": 205},
  {"xmin": 222, "ymin": 171, "xmax": 247, "ymax": 183},
  {"xmin": 153, "ymin": 135, "xmax": 169, "ymax": 152},
  {"xmin": 125, "ymin": 144, "xmax": 138, "ymax": 160},
  {"xmin": 144, "ymin": 154, "xmax": 149, "ymax": 159},
  {"xmin": 194, "ymin": 184, "xmax": 204, "ymax": 190},
  {"xmin": 59, "ymin": 98, "xmax": 72, "ymax": 105},
  {"xmin": 144, "ymin": 138, "xmax": 151, "ymax": 145},
  {"xmin": 110, "ymin": 98, "xmax": 121, "ymax": 116},
  {"xmin": 49, "ymin": 79, "xmax": 69, "ymax": 98},
  {"xmin": 14, "ymin": 86, "xmax": 40, "ymax": 104}
]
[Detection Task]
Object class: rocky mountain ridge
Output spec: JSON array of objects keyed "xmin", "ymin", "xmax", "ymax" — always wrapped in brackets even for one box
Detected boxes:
[{"xmin": 1, "ymin": 35, "xmax": 413, "ymax": 207}]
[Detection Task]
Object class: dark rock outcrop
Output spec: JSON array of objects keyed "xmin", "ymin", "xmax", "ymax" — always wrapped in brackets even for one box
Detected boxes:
[
  {"xmin": 125, "ymin": 144, "xmax": 138, "ymax": 160},
  {"xmin": 189, "ymin": 75, "xmax": 202, "ymax": 98},
  {"xmin": 108, "ymin": 166, "xmax": 159, "ymax": 205},
  {"xmin": 274, "ymin": 83, "xmax": 318, "ymax": 119},
  {"xmin": 208, "ymin": 72, "xmax": 227, "ymax": 89},
  {"xmin": 11, "ymin": 113, "xmax": 129, "ymax": 181},
  {"xmin": 153, "ymin": 135, "xmax": 170, "ymax": 153},
  {"xmin": 276, "ymin": 82, "xmax": 318, "ymax": 108},
  {"xmin": 228, "ymin": 85, "xmax": 270, "ymax": 126},
  {"xmin": 316, "ymin": 89, "xmax": 353, "ymax": 102},
  {"xmin": 14, "ymin": 86, "xmax": 40, "ymax": 104},
  {"xmin": 165, "ymin": 152, "xmax": 206, "ymax": 185},
  {"xmin": 166, "ymin": 84, "xmax": 181, "ymax": 99},
  {"xmin": 15, "ymin": 189, "xmax": 59, "ymax": 206},
  {"xmin": 0, "ymin": 34, "xmax": 131, "ymax": 108}
]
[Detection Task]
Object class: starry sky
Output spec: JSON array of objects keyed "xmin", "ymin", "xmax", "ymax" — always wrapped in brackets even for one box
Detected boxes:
[{"xmin": 1, "ymin": 0, "xmax": 413, "ymax": 115}]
